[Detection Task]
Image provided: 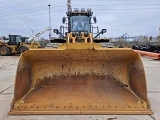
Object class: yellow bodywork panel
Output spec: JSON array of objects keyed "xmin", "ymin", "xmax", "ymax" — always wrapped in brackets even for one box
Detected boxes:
[
  {"xmin": 20, "ymin": 42, "xmax": 41, "ymax": 49},
  {"xmin": 8, "ymin": 43, "xmax": 153, "ymax": 115}
]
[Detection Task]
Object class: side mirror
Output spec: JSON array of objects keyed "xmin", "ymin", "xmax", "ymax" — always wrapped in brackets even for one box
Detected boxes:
[
  {"xmin": 93, "ymin": 16, "xmax": 97, "ymax": 23},
  {"xmin": 62, "ymin": 17, "xmax": 66, "ymax": 24},
  {"xmin": 101, "ymin": 29, "xmax": 107, "ymax": 34},
  {"xmin": 53, "ymin": 29, "xmax": 59, "ymax": 35}
]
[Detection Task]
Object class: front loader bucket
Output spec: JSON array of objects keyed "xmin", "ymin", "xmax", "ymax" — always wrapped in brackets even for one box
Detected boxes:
[{"xmin": 8, "ymin": 48, "xmax": 153, "ymax": 115}]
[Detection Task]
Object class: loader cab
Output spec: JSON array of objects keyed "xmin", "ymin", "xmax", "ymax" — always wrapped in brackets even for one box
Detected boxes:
[
  {"xmin": 65, "ymin": 8, "xmax": 95, "ymax": 33},
  {"xmin": 69, "ymin": 16, "xmax": 90, "ymax": 32},
  {"xmin": 53, "ymin": 8, "xmax": 106, "ymax": 41},
  {"xmin": 8, "ymin": 35, "xmax": 22, "ymax": 46}
]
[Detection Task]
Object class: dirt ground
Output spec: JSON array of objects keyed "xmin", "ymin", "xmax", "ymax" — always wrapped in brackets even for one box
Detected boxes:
[{"xmin": 0, "ymin": 55, "xmax": 160, "ymax": 120}]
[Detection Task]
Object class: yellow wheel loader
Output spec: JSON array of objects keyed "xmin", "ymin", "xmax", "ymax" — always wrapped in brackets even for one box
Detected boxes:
[
  {"xmin": 8, "ymin": 8, "xmax": 153, "ymax": 115},
  {"xmin": 0, "ymin": 35, "xmax": 41, "ymax": 56}
]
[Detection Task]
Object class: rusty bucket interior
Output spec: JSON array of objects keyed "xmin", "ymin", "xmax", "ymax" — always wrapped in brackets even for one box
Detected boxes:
[{"xmin": 8, "ymin": 48, "xmax": 153, "ymax": 115}]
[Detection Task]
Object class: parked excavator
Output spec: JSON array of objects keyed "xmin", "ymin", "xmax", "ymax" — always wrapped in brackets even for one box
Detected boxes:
[{"xmin": 8, "ymin": 8, "xmax": 153, "ymax": 115}]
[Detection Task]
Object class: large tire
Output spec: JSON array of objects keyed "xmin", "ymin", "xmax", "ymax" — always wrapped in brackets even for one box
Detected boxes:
[
  {"xmin": 19, "ymin": 46, "xmax": 29, "ymax": 54},
  {"xmin": 0, "ymin": 46, "xmax": 11, "ymax": 56}
]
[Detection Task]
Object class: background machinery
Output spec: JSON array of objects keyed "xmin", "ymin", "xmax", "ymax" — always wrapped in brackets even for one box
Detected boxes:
[
  {"xmin": 0, "ymin": 34, "xmax": 41, "ymax": 56},
  {"xmin": 0, "ymin": 27, "xmax": 51, "ymax": 56},
  {"xmin": 27, "ymin": 27, "xmax": 51, "ymax": 42},
  {"xmin": 8, "ymin": 8, "xmax": 153, "ymax": 115}
]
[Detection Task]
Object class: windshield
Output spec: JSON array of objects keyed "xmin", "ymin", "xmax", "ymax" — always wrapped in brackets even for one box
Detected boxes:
[
  {"xmin": 70, "ymin": 16, "xmax": 90, "ymax": 32},
  {"xmin": 16, "ymin": 36, "xmax": 21, "ymax": 43}
]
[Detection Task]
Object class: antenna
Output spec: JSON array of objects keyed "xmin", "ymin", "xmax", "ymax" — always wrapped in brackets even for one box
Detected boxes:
[{"xmin": 48, "ymin": 4, "xmax": 51, "ymax": 38}]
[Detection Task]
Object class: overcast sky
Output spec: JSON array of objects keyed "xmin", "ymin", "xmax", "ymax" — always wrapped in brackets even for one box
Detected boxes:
[{"xmin": 0, "ymin": 0, "xmax": 160, "ymax": 39}]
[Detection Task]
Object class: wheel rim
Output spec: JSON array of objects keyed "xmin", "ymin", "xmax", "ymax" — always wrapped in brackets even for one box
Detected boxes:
[{"xmin": 1, "ymin": 49, "xmax": 6, "ymax": 54}]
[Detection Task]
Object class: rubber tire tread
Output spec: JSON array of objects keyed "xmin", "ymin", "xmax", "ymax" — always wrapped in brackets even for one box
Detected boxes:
[
  {"xmin": 19, "ymin": 46, "xmax": 29, "ymax": 54},
  {"xmin": 0, "ymin": 46, "xmax": 11, "ymax": 56}
]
